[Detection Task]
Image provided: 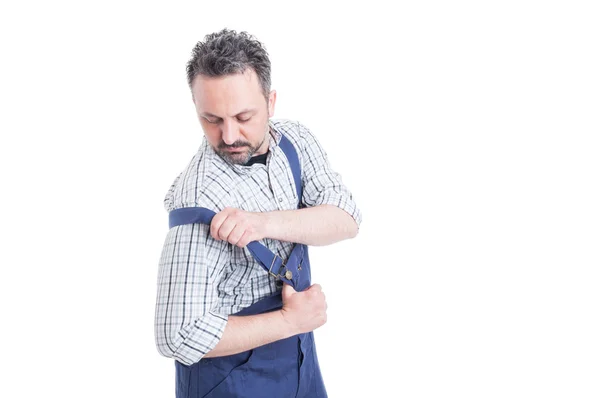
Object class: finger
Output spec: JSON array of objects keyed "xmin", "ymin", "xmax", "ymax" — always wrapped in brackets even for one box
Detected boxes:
[
  {"xmin": 236, "ymin": 230, "xmax": 253, "ymax": 248},
  {"xmin": 309, "ymin": 284, "xmax": 322, "ymax": 292},
  {"xmin": 281, "ymin": 282, "xmax": 296, "ymax": 301},
  {"xmin": 218, "ymin": 217, "xmax": 237, "ymax": 241},
  {"xmin": 228, "ymin": 226, "xmax": 246, "ymax": 246},
  {"xmin": 210, "ymin": 211, "xmax": 227, "ymax": 240}
]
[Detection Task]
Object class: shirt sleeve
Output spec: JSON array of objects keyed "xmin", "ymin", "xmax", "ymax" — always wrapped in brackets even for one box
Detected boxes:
[
  {"xmin": 163, "ymin": 171, "xmax": 183, "ymax": 212},
  {"xmin": 154, "ymin": 222, "xmax": 230, "ymax": 366},
  {"xmin": 297, "ymin": 121, "xmax": 362, "ymax": 228}
]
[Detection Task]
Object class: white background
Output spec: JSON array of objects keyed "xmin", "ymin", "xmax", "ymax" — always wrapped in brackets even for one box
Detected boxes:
[{"xmin": 1, "ymin": 1, "xmax": 599, "ymax": 397}]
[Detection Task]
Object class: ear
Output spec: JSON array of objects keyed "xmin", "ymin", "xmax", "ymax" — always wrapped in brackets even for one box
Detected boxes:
[{"xmin": 268, "ymin": 90, "xmax": 277, "ymax": 117}]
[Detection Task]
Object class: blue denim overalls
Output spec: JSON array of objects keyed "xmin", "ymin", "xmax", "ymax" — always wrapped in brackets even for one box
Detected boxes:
[{"xmin": 168, "ymin": 135, "xmax": 328, "ymax": 398}]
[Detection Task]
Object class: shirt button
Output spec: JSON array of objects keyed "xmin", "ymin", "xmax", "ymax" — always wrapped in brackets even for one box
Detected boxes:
[{"xmin": 278, "ymin": 198, "xmax": 283, "ymax": 202}]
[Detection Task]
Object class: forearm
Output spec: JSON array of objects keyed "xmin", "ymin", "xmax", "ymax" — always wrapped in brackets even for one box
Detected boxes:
[
  {"xmin": 262, "ymin": 204, "xmax": 358, "ymax": 246},
  {"xmin": 204, "ymin": 310, "xmax": 295, "ymax": 358}
]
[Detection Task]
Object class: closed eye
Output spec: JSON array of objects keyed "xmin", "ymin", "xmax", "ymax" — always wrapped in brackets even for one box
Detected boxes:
[
  {"xmin": 204, "ymin": 117, "xmax": 221, "ymax": 124},
  {"xmin": 203, "ymin": 114, "xmax": 251, "ymax": 124}
]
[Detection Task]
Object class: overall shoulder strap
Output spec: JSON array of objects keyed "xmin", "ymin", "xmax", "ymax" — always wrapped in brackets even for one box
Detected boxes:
[{"xmin": 278, "ymin": 134, "xmax": 302, "ymax": 207}]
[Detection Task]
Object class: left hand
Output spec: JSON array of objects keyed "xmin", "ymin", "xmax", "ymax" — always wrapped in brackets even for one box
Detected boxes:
[{"xmin": 210, "ymin": 207, "xmax": 266, "ymax": 248}]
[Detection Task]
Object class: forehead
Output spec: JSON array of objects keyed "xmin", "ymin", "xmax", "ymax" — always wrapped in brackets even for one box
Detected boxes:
[{"xmin": 191, "ymin": 69, "xmax": 264, "ymax": 113}]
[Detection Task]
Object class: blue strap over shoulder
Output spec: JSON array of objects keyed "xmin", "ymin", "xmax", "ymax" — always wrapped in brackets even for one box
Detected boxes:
[
  {"xmin": 278, "ymin": 134, "xmax": 302, "ymax": 203},
  {"xmin": 168, "ymin": 134, "xmax": 302, "ymax": 285}
]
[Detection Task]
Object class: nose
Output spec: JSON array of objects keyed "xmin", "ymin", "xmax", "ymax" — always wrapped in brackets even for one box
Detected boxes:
[{"xmin": 221, "ymin": 119, "xmax": 240, "ymax": 145}]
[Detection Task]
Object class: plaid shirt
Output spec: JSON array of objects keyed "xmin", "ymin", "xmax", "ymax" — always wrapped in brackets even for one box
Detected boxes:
[{"xmin": 154, "ymin": 118, "xmax": 362, "ymax": 366}]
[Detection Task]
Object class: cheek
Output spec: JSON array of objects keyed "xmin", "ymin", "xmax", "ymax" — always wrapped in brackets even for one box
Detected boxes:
[
  {"xmin": 201, "ymin": 123, "xmax": 222, "ymax": 144},
  {"xmin": 251, "ymin": 116, "xmax": 269, "ymax": 132},
  {"xmin": 242, "ymin": 120, "xmax": 267, "ymax": 142}
]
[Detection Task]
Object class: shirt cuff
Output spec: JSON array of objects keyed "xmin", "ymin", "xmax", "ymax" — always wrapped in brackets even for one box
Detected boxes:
[
  {"xmin": 315, "ymin": 193, "xmax": 362, "ymax": 229},
  {"xmin": 172, "ymin": 311, "xmax": 228, "ymax": 366}
]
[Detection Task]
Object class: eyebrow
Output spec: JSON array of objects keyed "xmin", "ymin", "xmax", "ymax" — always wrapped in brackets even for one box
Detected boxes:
[{"xmin": 201, "ymin": 109, "xmax": 256, "ymax": 118}]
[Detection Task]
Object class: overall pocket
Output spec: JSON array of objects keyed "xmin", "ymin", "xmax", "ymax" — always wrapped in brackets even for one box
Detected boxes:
[
  {"xmin": 204, "ymin": 337, "xmax": 299, "ymax": 398},
  {"xmin": 196, "ymin": 349, "xmax": 255, "ymax": 398}
]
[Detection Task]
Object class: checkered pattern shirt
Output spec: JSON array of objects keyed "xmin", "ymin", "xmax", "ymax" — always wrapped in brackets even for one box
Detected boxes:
[{"xmin": 154, "ymin": 118, "xmax": 362, "ymax": 366}]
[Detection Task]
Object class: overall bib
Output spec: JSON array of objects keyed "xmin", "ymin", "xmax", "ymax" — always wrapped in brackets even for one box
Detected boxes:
[{"xmin": 168, "ymin": 135, "xmax": 328, "ymax": 398}]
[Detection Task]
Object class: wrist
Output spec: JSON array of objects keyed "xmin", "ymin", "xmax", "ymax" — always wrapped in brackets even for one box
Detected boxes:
[
  {"xmin": 260, "ymin": 211, "xmax": 277, "ymax": 240},
  {"xmin": 278, "ymin": 308, "xmax": 298, "ymax": 338}
]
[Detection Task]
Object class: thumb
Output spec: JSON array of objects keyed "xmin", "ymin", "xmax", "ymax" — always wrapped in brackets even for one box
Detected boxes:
[{"xmin": 281, "ymin": 282, "xmax": 296, "ymax": 302}]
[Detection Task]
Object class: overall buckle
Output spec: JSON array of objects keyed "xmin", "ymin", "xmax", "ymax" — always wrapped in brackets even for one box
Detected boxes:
[{"xmin": 269, "ymin": 255, "xmax": 293, "ymax": 280}]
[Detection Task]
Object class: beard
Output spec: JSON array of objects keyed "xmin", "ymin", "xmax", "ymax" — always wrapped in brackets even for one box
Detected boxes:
[
  {"xmin": 216, "ymin": 140, "xmax": 257, "ymax": 165},
  {"xmin": 216, "ymin": 129, "xmax": 269, "ymax": 165}
]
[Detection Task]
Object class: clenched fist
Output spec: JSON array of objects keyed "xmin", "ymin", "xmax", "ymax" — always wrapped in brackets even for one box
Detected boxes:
[
  {"xmin": 280, "ymin": 283, "xmax": 328, "ymax": 335},
  {"xmin": 210, "ymin": 207, "xmax": 265, "ymax": 247}
]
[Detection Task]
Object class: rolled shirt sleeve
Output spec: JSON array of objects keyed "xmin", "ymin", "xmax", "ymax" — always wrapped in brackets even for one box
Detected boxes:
[
  {"xmin": 297, "ymin": 122, "xmax": 362, "ymax": 229},
  {"xmin": 154, "ymin": 222, "xmax": 230, "ymax": 366}
]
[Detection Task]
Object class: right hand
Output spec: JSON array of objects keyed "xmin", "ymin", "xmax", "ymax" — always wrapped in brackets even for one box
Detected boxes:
[{"xmin": 280, "ymin": 283, "xmax": 328, "ymax": 335}]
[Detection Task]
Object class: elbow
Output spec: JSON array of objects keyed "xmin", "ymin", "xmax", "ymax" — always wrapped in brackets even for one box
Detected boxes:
[
  {"xmin": 154, "ymin": 314, "xmax": 228, "ymax": 365},
  {"xmin": 154, "ymin": 328, "xmax": 177, "ymax": 360},
  {"xmin": 346, "ymin": 219, "xmax": 359, "ymax": 240},
  {"xmin": 155, "ymin": 330, "xmax": 196, "ymax": 366},
  {"xmin": 332, "ymin": 205, "xmax": 359, "ymax": 240},
  {"xmin": 154, "ymin": 321, "xmax": 187, "ymax": 361},
  {"xmin": 156, "ymin": 344, "xmax": 174, "ymax": 360}
]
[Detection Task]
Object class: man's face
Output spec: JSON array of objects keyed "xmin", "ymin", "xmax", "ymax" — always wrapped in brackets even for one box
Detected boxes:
[{"xmin": 191, "ymin": 68, "xmax": 276, "ymax": 165}]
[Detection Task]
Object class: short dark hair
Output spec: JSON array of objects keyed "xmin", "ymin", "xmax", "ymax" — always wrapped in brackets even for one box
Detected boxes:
[{"xmin": 186, "ymin": 28, "xmax": 272, "ymax": 99}]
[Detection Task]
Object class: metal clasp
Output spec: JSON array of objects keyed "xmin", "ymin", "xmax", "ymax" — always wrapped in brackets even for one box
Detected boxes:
[{"xmin": 269, "ymin": 254, "xmax": 284, "ymax": 279}]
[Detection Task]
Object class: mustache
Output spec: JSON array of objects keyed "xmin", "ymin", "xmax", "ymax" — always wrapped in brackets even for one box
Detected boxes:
[{"xmin": 218, "ymin": 141, "xmax": 251, "ymax": 149}]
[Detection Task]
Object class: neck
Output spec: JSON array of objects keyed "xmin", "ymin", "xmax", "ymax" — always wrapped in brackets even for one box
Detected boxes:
[{"xmin": 254, "ymin": 126, "xmax": 271, "ymax": 156}]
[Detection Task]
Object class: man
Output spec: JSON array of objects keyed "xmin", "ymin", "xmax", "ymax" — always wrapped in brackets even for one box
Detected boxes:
[{"xmin": 155, "ymin": 28, "xmax": 362, "ymax": 397}]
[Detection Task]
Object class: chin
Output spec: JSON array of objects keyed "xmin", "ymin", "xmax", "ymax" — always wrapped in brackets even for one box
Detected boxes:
[{"xmin": 219, "ymin": 150, "xmax": 252, "ymax": 165}]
